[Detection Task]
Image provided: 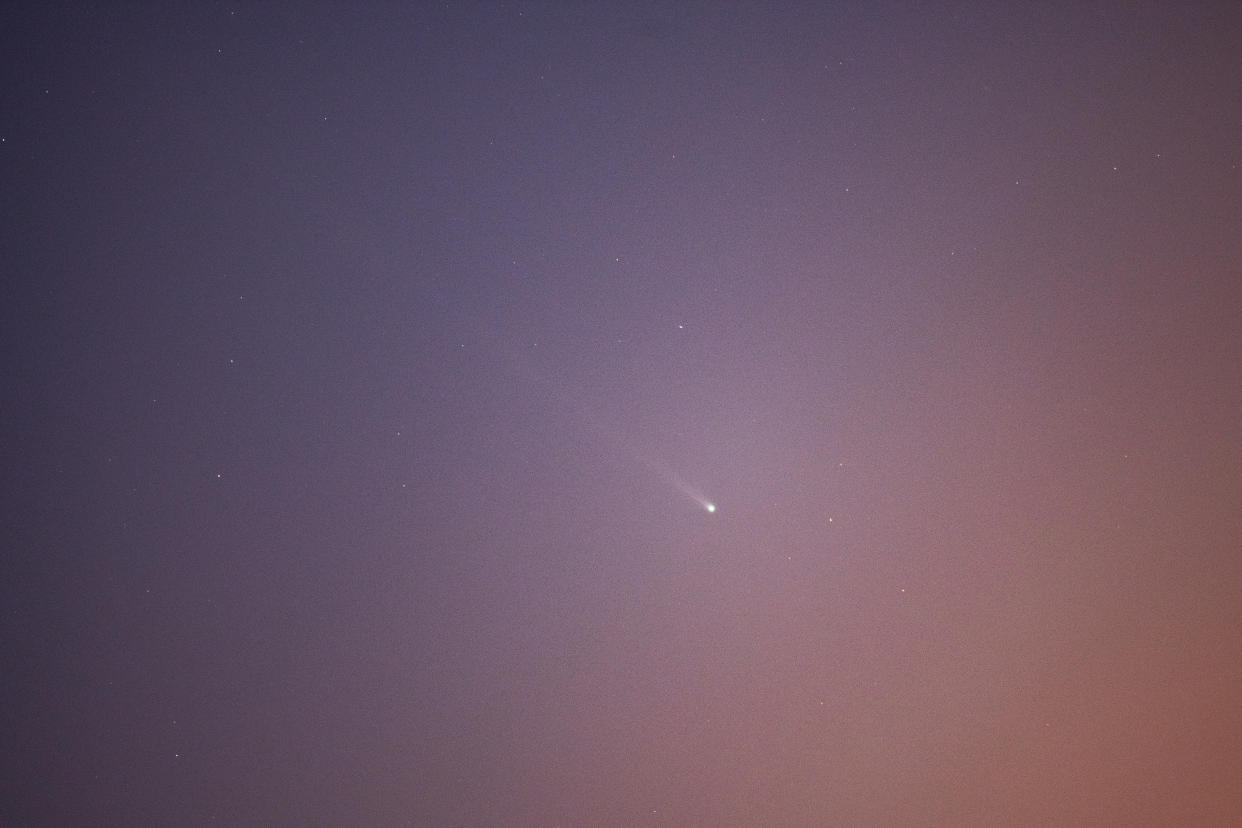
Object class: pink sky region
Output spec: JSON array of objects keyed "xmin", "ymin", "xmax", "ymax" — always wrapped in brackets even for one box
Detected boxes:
[{"xmin": 3, "ymin": 2, "xmax": 1241, "ymax": 824}]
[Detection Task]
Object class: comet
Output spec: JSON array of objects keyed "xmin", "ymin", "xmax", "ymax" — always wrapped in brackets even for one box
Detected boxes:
[
  {"xmin": 457, "ymin": 323, "xmax": 719, "ymax": 517},
  {"xmin": 646, "ymin": 460, "xmax": 717, "ymax": 515}
]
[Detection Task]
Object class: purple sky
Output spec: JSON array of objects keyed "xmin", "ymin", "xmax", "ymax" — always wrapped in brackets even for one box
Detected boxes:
[{"xmin": 4, "ymin": 2, "xmax": 1242, "ymax": 824}]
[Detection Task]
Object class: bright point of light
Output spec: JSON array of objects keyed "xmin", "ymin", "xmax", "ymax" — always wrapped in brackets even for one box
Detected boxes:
[{"xmin": 705, "ymin": 503, "xmax": 716, "ymax": 513}]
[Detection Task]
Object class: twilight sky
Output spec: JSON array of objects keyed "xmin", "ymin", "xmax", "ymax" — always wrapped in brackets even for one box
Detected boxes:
[{"xmin": 3, "ymin": 2, "xmax": 1242, "ymax": 825}]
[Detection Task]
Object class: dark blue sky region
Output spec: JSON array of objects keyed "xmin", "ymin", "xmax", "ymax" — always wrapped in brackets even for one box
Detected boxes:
[{"xmin": 4, "ymin": 2, "xmax": 1242, "ymax": 824}]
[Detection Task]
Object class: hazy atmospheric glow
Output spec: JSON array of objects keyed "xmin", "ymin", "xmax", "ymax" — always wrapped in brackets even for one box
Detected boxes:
[{"xmin": 6, "ymin": 4, "xmax": 1241, "ymax": 825}]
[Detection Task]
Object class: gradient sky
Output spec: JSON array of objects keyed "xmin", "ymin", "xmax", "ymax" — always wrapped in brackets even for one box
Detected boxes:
[{"xmin": 4, "ymin": 2, "xmax": 1242, "ymax": 825}]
